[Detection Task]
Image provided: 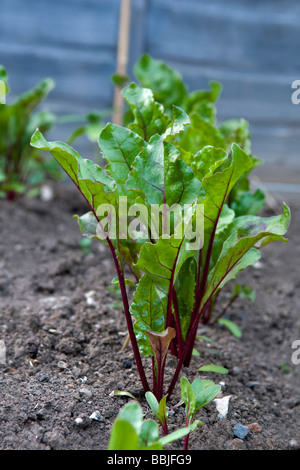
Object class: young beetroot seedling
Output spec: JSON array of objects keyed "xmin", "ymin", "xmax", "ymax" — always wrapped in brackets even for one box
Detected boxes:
[{"xmin": 30, "ymin": 69, "xmax": 291, "ymax": 406}]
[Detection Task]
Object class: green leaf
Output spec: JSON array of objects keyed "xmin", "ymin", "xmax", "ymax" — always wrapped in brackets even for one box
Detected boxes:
[
  {"xmin": 216, "ymin": 204, "xmax": 236, "ymax": 235},
  {"xmin": 146, "ymin": 392, "xmax": 169, "ymax": 428},
  {"xmin": 110, "ymin": 390, "xmax": 137, "ymax": 400},
  {"xmin": 30, "ymin": 130, "xmax": 116, "ymax": 213},
  {"xmin": 194, "ymin": 384, "xmax": 221, "ymax": 410},
  {"xmin": 231, "ymin": 284, "xmax": 256, "ymax": 302},
  {"xmin": 122, "ymin": 83, "xmax": 169, "ymax": 141},
  {"xmin": 98, "ymin": 123, "xmax": 145, "ymax": 195},
  {"xmin": 108, "ymin": 419, "xmax": 139, "ymax": 450},
  {"xmin": 112, "ymin": 277, "xmax": 136, "ymax": 287},
  {"xmin": 178, "ymin": 112, "xmax": 227, "ymax": 154},
  {"xmin": 200, "ymin": 143, "xmax": 253, "ymax": 234},
  {"xmin": 74, "ymin": 211, "xmax": 98, "ymax": 239},
  {"xmin": 126, "ymin": 134, "xmax": 203, "ymax": 207},
  {"xmin": 231, "ymin": 188, "xmax": 265, "ymax": 217},
  {"xmin": 191, "ymin": 378, "xmax": 215, "ymax": 397},
  {"xmin": 218, "ymin": 318, "xmax": 243, "ymax": 339},
  {"xmin": 180, "ymin": 376, "xmax": 196, "ymax": 420},
  {"xmin": 185, "ymin": 81, "xmax": 222, "ymax": 122},
  {"xmin": 134, "ymin": 53, "xmax": 188, "ymax": 109},
  {"xmin": 196, "ymin": 364, "xmax": 229, "ymax": 374},
  {"xmin": 117, "ymin": 401, "xmax": 143, "ymax": 435},
  {"xmin": 159, "ymin": 427, "xmax": 191, "ymax": 447},
  {"xmin": 145, "ymin": 391, "xmax": 159, "ymax": 415},
  {"xmin": 139, "ymin": 419, "xmax": 160, "ymax": 449},
  {"xmin": 219, "ymin": 118, "xmax": 251, "ymax": 152},
  {"xmin": 191, "ymin": 145, "xmax": 228, "ymax": 181},
  {"xmin": 201, "ymin": 203, "xmax": 291, "ymax": 308},
  {"xmin": 157, "ymin": 394, "xmax": 169, "ymax": 427}
]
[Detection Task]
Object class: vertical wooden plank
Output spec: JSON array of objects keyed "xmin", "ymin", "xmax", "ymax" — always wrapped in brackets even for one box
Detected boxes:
[{"xmin": 113, "ymin": 0, "xmax": 132, "ymax": 125}]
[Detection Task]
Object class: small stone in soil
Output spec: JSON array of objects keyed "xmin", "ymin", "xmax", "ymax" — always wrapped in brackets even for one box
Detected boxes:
[
  {"xmin": 247, "ymin": 422, "xmax": 262, "ymax": 434},
  {"xmin": 122, "ymin": 359, "xmax": 133, "ymax": 369},
  {"xmin": 89, "ymin": 410, "xmax": 101, "ymax": 421},
  {"xmin": 224, "ymin": 439, "xmax": 246, "ymax": 450},
  {"xmin": 74, "ymin": 415, "xmax": 91, "ymax": 428},
  {"xmin": 233, "ymin": 423, "xmax": 250, "ymax": 439},
  {"xmin": 214, "ymin": 395, "xmax": 231, "ymax": 418},
  {"xmin": 57, "ymin": 360, "xmax": 68, "ymax": 369},
  {"xmin": 79, "ymin": 387, "xmax": 93, "ymax": 399},
  {"xmin": 246, "ymin": 381, "xmax": 261, "ymax": 388}
]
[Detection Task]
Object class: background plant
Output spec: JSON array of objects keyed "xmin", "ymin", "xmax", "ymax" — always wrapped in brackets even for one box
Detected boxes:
[
  {"xmin": 30, "ymin": 55, "xmax": 290, "ymax": 403},
  {"xmin": 0, "ymin": 65, "xmax": 61, "ymax": 200}
]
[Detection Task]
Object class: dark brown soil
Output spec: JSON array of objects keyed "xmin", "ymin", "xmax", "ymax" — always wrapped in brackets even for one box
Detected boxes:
[{"xmin": 0, "ymin": 182, "xmax": 299, "ymax": 450}]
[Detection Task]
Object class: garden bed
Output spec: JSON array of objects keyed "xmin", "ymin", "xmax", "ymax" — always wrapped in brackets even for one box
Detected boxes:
[{"xmin": 0, "ymin": 182, "xmax": 299, "ymax": 450}]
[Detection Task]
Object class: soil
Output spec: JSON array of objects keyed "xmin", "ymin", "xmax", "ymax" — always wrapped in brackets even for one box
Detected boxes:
[{"xmin": 0, "ymin": 182, "xmax": 299, "ymax": 451}]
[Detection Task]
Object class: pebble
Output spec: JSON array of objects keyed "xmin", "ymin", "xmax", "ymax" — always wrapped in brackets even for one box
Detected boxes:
[
  {"xmin": 84, "ymin": 290, "xmax": 98, "ymax": 308},
  {"xmin": 40, "ymin": 184, "xmax": 54, "ymax": 202},
  {"xmin": 246, "ymin": 381, "xmax": 261, "ymax": 388},
  {"xmin": 89, "ymin": 410, "xmax": 101, "ymax": 421},
  {"xmin": 224, "ymin": 439, "xmax": 246, "ymax": 450},
  {"xmin": 74, "ymin": 415, "xmax": 91, "ymax": 428},
  {"xmin": 214, "ymin": 395, "xmax": 231, "ymax": 418},
  {"xmin": 79, "ymin": 387, "xmax": 93, "ymax": 399},
  {"xmin": 122, "ymin": 359, "xmax": 133, "ymax": 369},
  {"xmin": 233, "ymin": 423, "xmax": 250, "ymax": 439},
  {"xmin": 37, "ymin": 373, "xmax": 49, "ymax": 384},
  {"xmin": 57, "ymin": 360, "xmax": 68, "ymax": 370},
  {"xmin": 289, "ymin": 439, "xmax": 298, "ymax": 448},
  {"xmin": 246, "ymin": 422, "xmax": 262, "ymax": 434}
]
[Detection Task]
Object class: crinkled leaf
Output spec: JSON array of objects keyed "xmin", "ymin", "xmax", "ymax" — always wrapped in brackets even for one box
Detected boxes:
[
  {"xmin": 201, "ymin": 204, "xmax": 291, "ymax": 308},
  {"xmin": 216, "ymin": 204, "xmax": 235, "ymax": 235},
  {"xmin": 231, "ymin": 188, "xmax": 265, "ymax": 217},
  {"xmin": 73, "ymin": 211, "xmax": 98, "ymax": 239},
  {"xmin": 185, "ymin": 81, "xmax": 222, "ymax": 123},
  {"xmin": 219, "ymin": 118, "xmax": 251, "ymax": 153},
  {"xmin": 122, "ymin": 83, "xmax": 169, "ymax": 141},
  {"xmin": 191, "ymin": 145, "xmax": 228, "ymax": 181},
  {"xmin": 178, "ymin": 112, "xmax": 227, "ymax": 154},
  {"xmin": 98, "ymin": 123, "xmax": 145, "ymax": 196},
  {"xmin": 135, "ymin": 236, "xmax": 193, "ymax": 297},
  {"xmin": 200, "ymin": 143, "xmax": 253, "ymax": 234},
  {"xmin": 126, "ymin": 134, "xmax": 203, "ymax": 207},
  {"xmin": 134, "ymin": 53, "xmax": 188, "ymax": 109}
]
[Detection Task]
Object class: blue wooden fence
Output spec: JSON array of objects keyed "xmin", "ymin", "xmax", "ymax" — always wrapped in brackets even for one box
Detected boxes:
[{"xmin": 0, "ymin": 0, "xmax": 299, "ymax": 186}]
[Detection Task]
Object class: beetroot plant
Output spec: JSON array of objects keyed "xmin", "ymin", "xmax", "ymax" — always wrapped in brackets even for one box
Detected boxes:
[
  {"xmin": 0, "ymin": 66, "xmax": 60, "ymax": 200},
  {"xmin": 30, "ymin": 71, "xmax": 290, "ymax": 404}
]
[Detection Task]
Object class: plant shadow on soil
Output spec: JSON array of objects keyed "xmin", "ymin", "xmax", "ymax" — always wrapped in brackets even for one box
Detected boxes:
[{"xmin": 0, "ymin": 182, "xmax": 299, "ymax": 450}]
